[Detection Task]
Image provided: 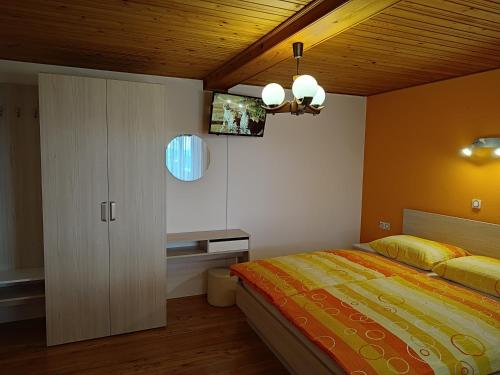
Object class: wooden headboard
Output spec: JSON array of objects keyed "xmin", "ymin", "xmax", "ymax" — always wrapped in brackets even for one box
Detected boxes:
[{"xmin": 403, "ymin": 209, "xmax": 500, "ymax": 259}]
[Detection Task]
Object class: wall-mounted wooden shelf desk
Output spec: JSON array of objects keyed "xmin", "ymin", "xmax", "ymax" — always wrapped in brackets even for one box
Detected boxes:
[{"xmin": 166, "ymin": 229, "xmax": 250, "ymax": 298}]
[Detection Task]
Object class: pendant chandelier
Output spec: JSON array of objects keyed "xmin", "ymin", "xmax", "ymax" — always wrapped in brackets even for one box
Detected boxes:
[{"xmin": 261, "ymin": 42, "xmax": 325, "ymax": 116}]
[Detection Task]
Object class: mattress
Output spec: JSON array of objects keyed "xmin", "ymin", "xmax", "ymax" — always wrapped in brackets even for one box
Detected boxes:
[{"xmin": 232, "ymin": 250, "xmax": 500, "ymax": 375}]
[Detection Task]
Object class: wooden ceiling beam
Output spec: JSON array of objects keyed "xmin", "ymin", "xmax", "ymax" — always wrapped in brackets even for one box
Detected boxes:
[{"xmin": 203, "ymin": 0, "xmax": 402, "ymax": 90}]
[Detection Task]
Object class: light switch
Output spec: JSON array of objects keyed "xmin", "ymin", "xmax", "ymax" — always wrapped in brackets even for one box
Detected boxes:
[{"xmin": 472, "ymin": 199, "xmax": 481, "ymax": 210}]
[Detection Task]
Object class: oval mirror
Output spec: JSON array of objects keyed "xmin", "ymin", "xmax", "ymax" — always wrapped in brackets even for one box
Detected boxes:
[{"xmin": 166, "ymin": 135, "xmax": 210, "ymax": 181}]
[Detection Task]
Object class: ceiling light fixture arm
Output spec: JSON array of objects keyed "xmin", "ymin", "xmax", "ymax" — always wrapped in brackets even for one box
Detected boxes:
[{"xmin": 262, "ymin": 99, "xmax": 324, "ymax": 116}]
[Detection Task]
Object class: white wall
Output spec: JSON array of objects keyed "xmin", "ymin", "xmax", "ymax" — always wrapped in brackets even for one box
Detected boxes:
[
  {"xmin": 228, "ymin": 85, "xmax": 366, "ymax": 259},
  {"xmin": 0, "ymin": 60, "xmax": 366, "ymax": 261}
]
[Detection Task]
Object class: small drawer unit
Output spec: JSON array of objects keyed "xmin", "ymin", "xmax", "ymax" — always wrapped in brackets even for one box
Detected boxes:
[{"xmin": 208, "ymin": 238, "xmax": 249, "ymax": 253}]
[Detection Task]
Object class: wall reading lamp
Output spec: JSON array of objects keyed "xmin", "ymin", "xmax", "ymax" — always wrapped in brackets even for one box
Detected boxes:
[{"xmin": 461, "ymin": 137, "xmax": 500, "ymax": 157}]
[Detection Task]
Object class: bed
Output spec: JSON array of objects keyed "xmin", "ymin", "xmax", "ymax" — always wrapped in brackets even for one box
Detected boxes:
[{"xmin": 232, "ymin": 209, "xmax": 500, "ymax": 375}]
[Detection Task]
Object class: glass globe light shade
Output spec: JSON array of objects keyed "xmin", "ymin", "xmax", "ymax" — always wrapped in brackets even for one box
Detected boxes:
[
  {"xmin": 311, "ymin": 85, "xmax": 326, "ymax": 106},
  {"xmin": 262, "ymin": 83, "xmax": 285, "ymax": 106},
  {"xmin": 494, "ymin": 148, "xmax": 500, "ymax": 157},
  {"xmin": 292, "ymin": 74, "xmax": 318, "ymax": 99}
]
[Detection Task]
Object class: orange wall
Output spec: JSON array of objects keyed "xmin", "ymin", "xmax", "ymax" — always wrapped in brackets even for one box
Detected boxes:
[{"xmin": 361, "ymin": 68, "xmax": 500, "ymax": 242}]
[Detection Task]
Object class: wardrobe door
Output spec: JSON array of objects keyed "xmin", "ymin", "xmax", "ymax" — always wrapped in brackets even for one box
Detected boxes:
[
  {"xmin": 107, "ymin": 80, "xmax": 167, "ymax": 334},
  {"xmin": 39, "ymin": 74, "xmax": 110, "ymax": 345}
]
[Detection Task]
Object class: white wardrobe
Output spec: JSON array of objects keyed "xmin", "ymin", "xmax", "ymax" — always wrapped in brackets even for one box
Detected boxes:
[{"xmin": 39, "ymin": 74, "xmax": 167, "ymax": 346}]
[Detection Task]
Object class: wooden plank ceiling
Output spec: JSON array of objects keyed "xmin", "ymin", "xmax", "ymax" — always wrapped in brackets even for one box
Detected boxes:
[
  {"xmin": 1, "ymin": 0, "xmax": 500, "ymax": 95},
  {"xmin": 203, "ymin": 0, "xmax": 401, "ymax": 90},
  {"xmin": 246, "ymin": 0, "xmax": 500, "ymax": 95},
  {"xmin": 0, "ymin": 0, "xmax": 311, "ymax": 79}
]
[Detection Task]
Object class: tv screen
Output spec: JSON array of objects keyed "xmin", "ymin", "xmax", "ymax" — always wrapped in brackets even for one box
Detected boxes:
[{"xmin": 209, "ymin": 92, "xmax": 266, "ymax": 137}]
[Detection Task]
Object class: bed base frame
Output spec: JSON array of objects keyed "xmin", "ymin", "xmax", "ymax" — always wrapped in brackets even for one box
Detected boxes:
[{"xmin": 236, "ymin": 283, "xmax": 345, "ymax": 375}]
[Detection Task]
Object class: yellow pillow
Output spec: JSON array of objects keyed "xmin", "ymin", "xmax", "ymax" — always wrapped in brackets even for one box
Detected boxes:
[
  {"xmin": 369, "ymin": 235, "xmax": 469, "ymax": 270},
  {"xmin": 433, "ymin": 256, "xmax": 500, "ymax": 297}
]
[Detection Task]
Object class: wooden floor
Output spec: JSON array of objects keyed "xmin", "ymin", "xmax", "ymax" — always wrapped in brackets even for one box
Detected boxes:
[{"xmin": 0, "ymin": 296, "xmax": 289, "ymax": 375}]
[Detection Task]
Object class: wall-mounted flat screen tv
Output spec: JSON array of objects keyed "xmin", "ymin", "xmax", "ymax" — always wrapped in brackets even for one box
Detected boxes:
[{"xmin": 209, "ymin": 92, "xmax": 266, "ymax": 137}]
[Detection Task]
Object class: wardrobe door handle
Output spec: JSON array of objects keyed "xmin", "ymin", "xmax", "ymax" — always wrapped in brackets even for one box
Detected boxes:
[
  {"xmin": 110, "ymin": 201, "xmax": 117, "ymax": 222},
  {"xmin": 100, "ymin": 202, "xmax": 108, "ymax": 222}
]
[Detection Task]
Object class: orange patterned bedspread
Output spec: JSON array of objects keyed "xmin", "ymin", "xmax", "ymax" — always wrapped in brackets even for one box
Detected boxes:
[
  {"xmin": 231, "ymin": 251, "xmax": 500, "ymax": 375},
  {"xmin": 230, "ymin": 250, "xmax": 420, "ymax": 303}
]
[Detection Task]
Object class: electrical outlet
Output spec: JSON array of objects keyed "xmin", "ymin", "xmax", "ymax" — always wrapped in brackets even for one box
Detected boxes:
[
  {"xmin": 472, "ymin": 199, "xmax": 481, "ymax": 210},
  {"xmin": 379, "ymin": 221, "xmax": 391, "ymax": 231}
]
